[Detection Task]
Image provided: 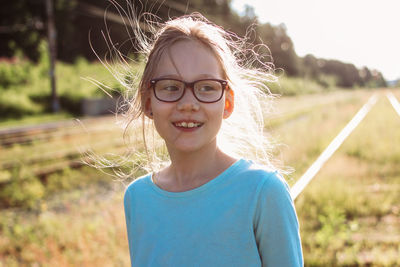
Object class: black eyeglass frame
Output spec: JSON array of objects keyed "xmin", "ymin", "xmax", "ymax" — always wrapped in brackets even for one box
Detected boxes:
[{"xmin": 149, "ymin": 78, "xmax": 229, "ymax": 103}]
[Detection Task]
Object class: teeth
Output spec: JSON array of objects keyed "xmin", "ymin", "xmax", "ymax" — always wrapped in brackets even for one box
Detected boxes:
[{"xmin": 175, "ymin": 122, "xmax": 201, "ymax": 128}]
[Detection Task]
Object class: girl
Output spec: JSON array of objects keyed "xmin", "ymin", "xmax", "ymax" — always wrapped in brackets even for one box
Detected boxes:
[{"xmin": 120, "ymin": 12, "xmax": 303, "ymax": 267}]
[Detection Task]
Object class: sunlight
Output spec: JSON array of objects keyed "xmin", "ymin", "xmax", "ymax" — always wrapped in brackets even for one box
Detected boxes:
[{"xmin": 232, "ymin": 0, "xmax": 400, "ymax": 80}]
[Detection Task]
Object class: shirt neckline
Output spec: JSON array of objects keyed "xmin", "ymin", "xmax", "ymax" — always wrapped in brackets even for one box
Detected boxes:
[{"xmin": 146, "ymin": 158, "xmax": 247, "ymax": 198}]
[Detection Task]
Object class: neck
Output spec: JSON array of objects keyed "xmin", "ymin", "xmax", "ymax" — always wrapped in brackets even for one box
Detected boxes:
[{"xmin": 160, "ymin": 142, "xmax": 236, "ymax": 191}]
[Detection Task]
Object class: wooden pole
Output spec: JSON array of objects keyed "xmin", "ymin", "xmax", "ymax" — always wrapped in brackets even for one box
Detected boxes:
[{"xmin": 46, "ymin": 0, "xmax": 59, "ymax": 112}]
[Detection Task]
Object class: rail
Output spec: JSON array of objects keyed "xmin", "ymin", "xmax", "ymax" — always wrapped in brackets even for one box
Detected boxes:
[{"xmin": 291, "ymin": 90, "xmax": 400, "ymax": 200}]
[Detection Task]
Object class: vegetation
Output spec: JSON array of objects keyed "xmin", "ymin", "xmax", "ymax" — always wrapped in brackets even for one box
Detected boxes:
[
  {"xmin": 0, "ymin": 42, "xmax": 340, "ymax": 123},
  {"xmin": 1, "ymin": 88, "xmax": 399, "ymax": 266},
  {"xmin": 289, "ymin": 92, "xmax": 400, "ymax": 266},
  {"xmin": 0, "ymin": 41, "xmax": 139, "ymax": 121},
  {"xmin": 1, "ymin": 0, "xmax": 387, "ymax": 92},
  {"xmin": 0, "ymin": 1, "xmax": 397, "ymax": 265}
]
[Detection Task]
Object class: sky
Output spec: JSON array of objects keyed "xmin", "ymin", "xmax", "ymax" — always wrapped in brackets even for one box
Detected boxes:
[{"xmin": 232, "ymin": 0, "xmax": 400, "ymax": 81}]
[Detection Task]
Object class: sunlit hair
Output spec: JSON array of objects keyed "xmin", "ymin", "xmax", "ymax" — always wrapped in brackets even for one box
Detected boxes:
[{"xmin": 86, "ymin": 4, "xmax": 285, "ymax": 181}]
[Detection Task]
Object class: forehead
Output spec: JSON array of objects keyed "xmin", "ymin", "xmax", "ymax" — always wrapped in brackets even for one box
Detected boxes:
[{"xmin": 153, "ymin": 39, "xmax": 224, "ymax": 80}]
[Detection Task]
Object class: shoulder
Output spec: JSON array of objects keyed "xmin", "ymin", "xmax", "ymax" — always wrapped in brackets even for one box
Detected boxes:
[
  {"xmin": 235, "ymin": 159, "xmax": 290, "ymax": 193},
  {"xmin": 233, "ymin": 159, "xmax": 294, "ymax": 209},
  {"xmin": 124, "ymin": 173, "xmax": 152, "ymax": 201}
]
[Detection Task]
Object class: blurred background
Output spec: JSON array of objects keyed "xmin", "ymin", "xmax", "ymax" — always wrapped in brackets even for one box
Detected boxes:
[{"xmin": 0, "ymin": 0, "xmax": 399, "ymax": 266}]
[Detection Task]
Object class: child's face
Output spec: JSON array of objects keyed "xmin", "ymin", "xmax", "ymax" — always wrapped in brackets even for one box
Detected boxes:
[{"xmin": 145, "ymin": 39, "xmax": 233, "ymax": 154}]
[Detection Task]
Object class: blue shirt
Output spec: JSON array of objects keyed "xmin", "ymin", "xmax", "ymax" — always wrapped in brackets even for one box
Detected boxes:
[{"xmin": 124, "ymin": 159, "xmax": 303, "ymax": 266}]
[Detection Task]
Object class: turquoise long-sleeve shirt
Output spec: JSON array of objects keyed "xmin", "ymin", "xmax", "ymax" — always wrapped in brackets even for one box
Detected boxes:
[{"xmin": 124, "ymin": 158, "xmax": 303, "ymax": 266}]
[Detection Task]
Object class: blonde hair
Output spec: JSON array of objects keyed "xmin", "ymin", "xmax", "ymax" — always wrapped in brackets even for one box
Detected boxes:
[{"xmin": 87, "ymin": 8, "xmax": 283, "ymax": 181}]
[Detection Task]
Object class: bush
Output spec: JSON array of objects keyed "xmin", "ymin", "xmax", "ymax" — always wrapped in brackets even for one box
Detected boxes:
[
  {"xmin": 0, "ymin": 90, "xmax": 43, "ymax": 118},
  {"xmin": 316, "ymin": 74, "xmax": 338, "ymax": 89},
  {"xmin": 0, "ymin": 166, "xmax": 45, "ymax": 209},
  {"xmin": 266, "ymin": 75, "xmax": 334, "ymax": 96},
  {"xmin": 0, "ymin": 59, "xmax": 32, "ymax": 89},
  {"xmin": 0, "ymin": 44, "xmax": 117, "ymax": 120}
]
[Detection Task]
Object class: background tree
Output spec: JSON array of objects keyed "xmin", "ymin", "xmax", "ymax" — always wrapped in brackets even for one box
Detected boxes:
[
  {"xmin": 0, "ymin": 0, "xmax": 45, "ymax": 61},
  {"xmin": 260, "ymin": 23, "xmax": 299, "ymax": 76},
  {"xmin": 0, "ymin": 0, "xmax": 386, "ymax": 87}
]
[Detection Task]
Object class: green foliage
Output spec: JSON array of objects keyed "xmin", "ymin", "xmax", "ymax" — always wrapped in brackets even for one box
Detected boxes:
[
  {"xmin": 0, "ymin": 166, "xmax": 45, "ymax": 209},
  {"xmin": 46, "ymin": 167, "xmax": 109, "ymax": 194},
  {"xmin": 315, "ymin": 74, "xmax": 338, "ymax": 89},
  {"xmin": 0, "ymin": 43, "xmax": 119, "ymax": 120},
  {"xmin": 257, "ymin": 23, "xmax": 300, "ymax": 76},
  {"xmin": 2, "ymin": 0, "xmax": 387, "ymax": 92},
  {"xmin": 266, "ymin": 75, "xmax": 336, "ymax": 96},
  {"xmin": 0, "ymin": 165, "xmax": 110, "ymax": 210},
  {"xmin": 0, "ymin": 90, "xmax": 44, "ymax": 118},
  {"xmin": 301, "ymin": 54, "xmax": 387, "ymax": 88},
  {"xmin": 0, "ymin": 58, "xmax": 32, "ymax": 88}
]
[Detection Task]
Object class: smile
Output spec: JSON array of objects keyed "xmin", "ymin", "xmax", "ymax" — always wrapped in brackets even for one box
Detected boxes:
[{"xmin": 173, "ymin": 121, "xmax": 203, "ymax": 128}]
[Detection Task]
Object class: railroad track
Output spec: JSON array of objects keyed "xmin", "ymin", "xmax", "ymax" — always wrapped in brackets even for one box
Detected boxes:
[
  {"xmin": 0, "ymin": 115, "xmax": 116, "ymax": 147},
  {"xmin": 0, "ymin": 115, "xmax": 125, "ymax": 186},
  {"xmin": 291, "ymin": 90, "xmax": 400, "ymax": 199}
]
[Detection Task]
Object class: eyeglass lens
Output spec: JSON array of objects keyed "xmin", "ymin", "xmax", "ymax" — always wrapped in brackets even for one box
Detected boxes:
[{"xmin": 154, "ymin": 79, "xmax": 224, "ymax": 102}]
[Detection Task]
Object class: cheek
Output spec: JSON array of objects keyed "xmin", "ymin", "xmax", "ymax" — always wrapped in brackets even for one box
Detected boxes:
[
  {"xmin": 152, "ymin": 114, "xmax": 170, "ymax": 141},
  {"xmin": 151, "ymin": 102, "xmax": 172, "ymax": 118},
  {"xmin": 151, "ymin": 100, "xmax": 172, "ymax": 132},
  {"xmin": 208, "ymin": 103, "xmax": 225, "ymax": 124}
]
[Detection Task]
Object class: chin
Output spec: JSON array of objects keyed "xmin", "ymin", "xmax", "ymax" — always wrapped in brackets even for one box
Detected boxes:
[{"xmin": 174, "ymin": 145, "xmax": 203, "ymax": 154}]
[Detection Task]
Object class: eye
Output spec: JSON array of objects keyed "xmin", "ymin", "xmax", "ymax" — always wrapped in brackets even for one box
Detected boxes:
[
  {"xmin": 199, "ymin": 85, "xmax": 217, "ymax": 92},
  {"xmin": 163, "ymin": 85, "xmax": 180, "ymax": 92},
  {"xmin": 196, "ymin": 81, "xmax": 221, "ymax": 93},
  {"xmin": 155, "ymin": 80, "xmax": 183, "ymax": 93}
]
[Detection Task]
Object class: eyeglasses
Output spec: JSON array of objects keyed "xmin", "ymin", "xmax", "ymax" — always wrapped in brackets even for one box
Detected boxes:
[{"xmin": 149, "ymin": 78, "xmax": 228, "ymax": 103}]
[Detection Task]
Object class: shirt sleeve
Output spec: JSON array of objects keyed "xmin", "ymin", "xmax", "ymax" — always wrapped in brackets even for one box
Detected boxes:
[
  {"xmin": 254, "ymin": 173, "xmax": 303, "ymax": 267},
  {"xmin": 123, "ymin": 187, "xmax": 134, "ymax": 266}
]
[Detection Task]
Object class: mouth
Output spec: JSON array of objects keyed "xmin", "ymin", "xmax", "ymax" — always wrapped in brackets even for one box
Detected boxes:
[{"xmin": 173, "ymin": 121, "xmax": 203, "ymax": 129}]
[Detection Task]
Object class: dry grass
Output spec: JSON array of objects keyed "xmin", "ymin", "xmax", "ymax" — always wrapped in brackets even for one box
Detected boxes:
[
  {"xmin": 0, "ymin": 182, "xmax": 129, "ymax": 266},
  {"xmin": 1, "ymin": 88, "xmax": 399, "ymax": 266},
  {"xmin": 269, "ymin": 89, "xmax": 371, "ymax": 185},
  {"xmin": 293, "ymin": 90, "xmax": 400, "ymax": 266}
]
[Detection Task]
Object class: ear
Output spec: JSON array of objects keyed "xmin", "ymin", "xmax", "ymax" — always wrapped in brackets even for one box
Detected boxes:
[
  {"xmin": 144, "ymin": 94, "xmax": 153, "ymax": 119},
  {"xmin": 223, "ymin": 88, "xmax": 234, "ymax": 119}
]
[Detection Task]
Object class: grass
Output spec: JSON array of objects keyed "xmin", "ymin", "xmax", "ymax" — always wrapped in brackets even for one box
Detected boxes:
[
  {"xmin": 0, "ymin": 179, "xmax": 130, "ymax": 266},
  {"xmin": 292, "ymin": 90, "xmax": 400, "ymax": 266},
  {"xmin": 269, "ymin": 89, "xmax": 371, "ymax": 184},
  {"xmin": 1, "ymin": 88, "xmax": 399, "ymax": 266}
]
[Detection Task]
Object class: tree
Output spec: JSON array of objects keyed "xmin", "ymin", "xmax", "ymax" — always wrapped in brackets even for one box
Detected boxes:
[
  {"xmin": 0, "ymin": 0, "xmax": 45, "ymax": 61},
  {"xmin": 257, "ymin": 23, "xmax": 299, "ymax": 76}
]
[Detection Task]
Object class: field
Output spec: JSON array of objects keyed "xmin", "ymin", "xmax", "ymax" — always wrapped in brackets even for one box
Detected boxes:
[
  {"xmin": 272, "ymin": 89, "xmax": 400, "ymax": 266},
  {"xmin": 0, "ymin": 88, "xmax": 399, "ymax": 266}
]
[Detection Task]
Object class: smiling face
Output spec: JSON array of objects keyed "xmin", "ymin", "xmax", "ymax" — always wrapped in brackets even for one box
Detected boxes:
[{"xmin": 144, "ymin": 39, "xmax": 234, "ymax": 155}]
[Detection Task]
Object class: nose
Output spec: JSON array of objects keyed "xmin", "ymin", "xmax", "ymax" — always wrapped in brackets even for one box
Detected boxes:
[{"xmin": 176, "ymin": 86, "xmax": 200, "ymax": 112}]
